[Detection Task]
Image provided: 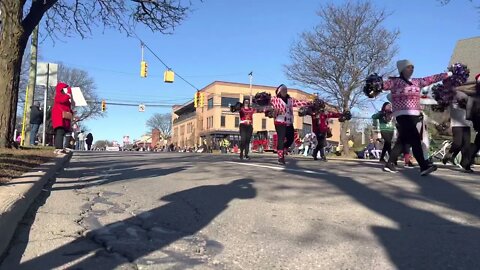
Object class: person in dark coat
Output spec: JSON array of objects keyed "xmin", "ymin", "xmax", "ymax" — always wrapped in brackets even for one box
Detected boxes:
[
  {"xmin": 29, "ymin": 102, "xmax": 43, "ymax": 145},
  {"xmin": 463, "ymin": 74, "xmax": 480, "ymax": 171},
  {"xmin": 86, "ymin": 133, "xmax": 94, "ymax": 150}
]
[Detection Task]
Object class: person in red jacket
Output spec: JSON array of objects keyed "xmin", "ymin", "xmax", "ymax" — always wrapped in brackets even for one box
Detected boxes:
[
  {"xmin": 270, "ymin": 84, "xmax": 311, "ymax": 165},
  {"xmin": 311, "ymin": 110, "xmax": 342, "ymax": 161},
  {"xmin": 51, "ymin": 82, "xmax": 73, "ymax": 154}
]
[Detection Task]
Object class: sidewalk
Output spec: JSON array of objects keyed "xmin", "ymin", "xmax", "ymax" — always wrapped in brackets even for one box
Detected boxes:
[{"xmin": 0, "ymin": 153, "xmax": 72, "ymax": 257}]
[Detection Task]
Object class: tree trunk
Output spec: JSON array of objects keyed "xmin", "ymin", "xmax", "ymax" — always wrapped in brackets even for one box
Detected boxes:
[
  {"xmin": 340, "ymin": 121, "xmax": 350, "ymax": 156},
  {"xmin": 0, "ymin": 1, "xmax": 31, "ymax": 148}
]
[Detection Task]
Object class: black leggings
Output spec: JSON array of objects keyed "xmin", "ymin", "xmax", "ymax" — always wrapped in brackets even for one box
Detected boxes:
[
  {"xmin": 388, "ymin": 115, "xmax": 428, "ymax": 170},
  {"xmin": 461, "ymin": 132, "xmax": 480, "ymax": 168},
  {"xmin": 380, "ymin": 130, "xmax": 394, "ymax": 161},
  {"xmin": 450, "ymin": 127, "xmax": 471, "ymax": 160},
  {"xmin": 275, "ymin": 125, "xmax": 295, "ymax": 151},
  {"xmin": 471, "ymin": 133, "xmax": 480, "ymax": 165},
  {"xmin": 54, "ymin": 128, "xmax": 66, "ymax": 150},
  {"xmin": 239, "ymin": 124, "xmax": 253, "ymax": 156},
  {"xmin": 313, "ymin": 132, "xmax": 327, "ymax": 158}
]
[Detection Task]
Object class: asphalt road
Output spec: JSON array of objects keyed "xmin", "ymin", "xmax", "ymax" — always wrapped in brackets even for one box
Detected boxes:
[{"xmin": 1, "ymin": 152, "xmax": 479, "ymax": 270}]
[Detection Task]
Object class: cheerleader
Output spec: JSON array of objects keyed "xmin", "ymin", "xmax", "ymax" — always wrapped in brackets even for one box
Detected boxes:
[
  {"xmin": 311, "ymin": 110, "xmax": 342, "ymax": 161},
  {"xmin": 270, "ymin": 84, "xmax": 311, "ymax": 165},
  {"xmin": 372, "ymin": 102, "xmax": 394, "ymax": 163},
  {"xmin": 237, "ymin": 99, "xmax": 257, "ymax": 160},
  {"xmin": 382, "ymin": 60, "xmax": 452, "ymax": 176}
]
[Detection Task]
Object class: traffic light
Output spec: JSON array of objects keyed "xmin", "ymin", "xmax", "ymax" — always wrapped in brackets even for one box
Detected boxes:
[
  {"xmin": 140, "ymin": 61, "xmax": 148, "ymax": 78},
  {"xmin": 101, "ymin": 100, "xmax": 106, "ymax": 112},
  {"xmin": 194, "ymin": 92, "xmax": 199, "ymax": 108},
  {"xmin": 164, "ymin": 70, "xmax": 175, "ymax": 83},
  {"xmin": 199, "ymin": 92, "xmax": 204, "ymax": 107}
]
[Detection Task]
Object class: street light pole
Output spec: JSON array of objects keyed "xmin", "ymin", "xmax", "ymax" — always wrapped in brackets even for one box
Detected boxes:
[
  {"xmin": 42, "ymin": 64, "xmax": 49, "ymax": 146},
  {"xmin": 248, "ymin": 71, "xmax": 253, "ymax": 104},
  {"xmin": 24, "ymin": 25, "xmax": 39, "ymax": 146}
]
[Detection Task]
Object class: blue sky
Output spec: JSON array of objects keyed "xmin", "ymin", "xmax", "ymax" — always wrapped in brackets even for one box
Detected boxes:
[{"xmin": 37, "ymin": 0, "xmax": 479, "ymax": 142}]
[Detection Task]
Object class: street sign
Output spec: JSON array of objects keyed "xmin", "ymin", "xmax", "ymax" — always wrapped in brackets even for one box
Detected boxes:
[
  {"xmin": 71, "ymin": 87, "xmax": 87, "ymax": 106},
  {"xmin": 36, "ymin": 63, "xmax": 58, "ymax": 87},
  {"xmin": 139, "ymin": 104, "xmax": 146, "ymax": 112}
]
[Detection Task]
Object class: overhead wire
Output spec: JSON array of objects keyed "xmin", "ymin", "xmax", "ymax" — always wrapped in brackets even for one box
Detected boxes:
[{"xmin": 116, "ymin": 14, "xmax": 202, "ymax": 91}]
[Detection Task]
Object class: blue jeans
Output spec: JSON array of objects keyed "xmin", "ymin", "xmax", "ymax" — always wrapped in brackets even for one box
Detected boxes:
[{"xmin": 30, "ymin": 124, "xmax": 40, "ymax": 145}]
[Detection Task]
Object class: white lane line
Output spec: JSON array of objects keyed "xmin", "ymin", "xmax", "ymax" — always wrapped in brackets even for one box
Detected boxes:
[{"xmin": 225, "ymin": 161, "xmax": 326, "ymax": 175}]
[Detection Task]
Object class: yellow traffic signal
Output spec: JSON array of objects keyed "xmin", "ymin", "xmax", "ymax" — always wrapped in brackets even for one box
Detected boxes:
[
  {"xmin": 194, "ymin": 92, "xmax": 198, "ymax": 108},
  {"xmin": 101, "ymin": 100, "xmax": 106, "ymax": 112},
  {"xmin": 199, "ymin": 93, "xmax": 204, "ymax": 107},
  {"xmin": 140, "ymin": 61, "xmax": 148, "ymax": 78},
  {"xmin": 164, "ymin": 70, "xmax": 174, "ymax": 83}
]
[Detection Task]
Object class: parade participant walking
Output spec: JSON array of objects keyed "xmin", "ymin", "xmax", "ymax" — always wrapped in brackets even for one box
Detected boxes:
[
  {"xmin": 372, "ymin": 102, "xmax": 394, "ymax": 163},
  {"xmin": 236, "ymin": 99, "xmax": 257, "ymax": 160},
  {"xmin": 270, "ymin": 84, "xmax": 311, "ymax": 165},
  {"xmin": 382, "ymin": 60, "xmax": 452, "ymax": 176},
  {"xmin": 51, "ymin": 82, "xmax": 73, "ymax": 155},
  {"xmin": 311, "ymin": 110, "xmax": 342, "ymax": 161},
  {"xmin": 464, "ymin": 74, "xmax": 480, "ymax": 172},
  {"xmin": 443, "ymin": 91, "xmax": 471, "ymax": 169}
]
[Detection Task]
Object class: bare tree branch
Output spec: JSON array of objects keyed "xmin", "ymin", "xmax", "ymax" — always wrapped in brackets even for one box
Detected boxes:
[
  {"xmin": 146, "ymin": 113, "xmax": 172, "ymax": 139},
  {"xmin": 285, "ymin": 1, "xmax": 399, "ymax": 155}
]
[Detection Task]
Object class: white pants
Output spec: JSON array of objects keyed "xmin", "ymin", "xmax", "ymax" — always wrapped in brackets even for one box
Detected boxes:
[{"xmin": 303, "ymin": 145, "xmax": 310, "ymax": 156}]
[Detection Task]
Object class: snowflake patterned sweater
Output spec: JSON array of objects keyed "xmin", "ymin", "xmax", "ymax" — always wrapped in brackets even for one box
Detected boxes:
[
  {"xmin": 383, "ymin": 73, "xmax": 449, "ymax": 117},
  {"xmin": 270, "ymin": 96, "xmax": 311, "ymax": 126}
]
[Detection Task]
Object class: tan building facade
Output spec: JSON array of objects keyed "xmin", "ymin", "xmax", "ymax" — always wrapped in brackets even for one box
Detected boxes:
[{"xmin": 171, "ymin": 81, "xmax": 341, "ymax": 149}]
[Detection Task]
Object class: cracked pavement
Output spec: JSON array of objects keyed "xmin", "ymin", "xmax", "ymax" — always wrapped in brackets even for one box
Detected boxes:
[{"xmin": 1, "ymin": 152, "xmax": 480, "ymax": 269}]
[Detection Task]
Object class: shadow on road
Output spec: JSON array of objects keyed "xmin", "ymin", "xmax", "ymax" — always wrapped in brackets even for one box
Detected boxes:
[
  {"xmin": 4, "ymin": 178, "xmax": 256, "ymax": 269},
  {"xmin": 283, "ymin": 159, "xmax": 480, "ymax": 269},
  {"xmin": 50, "ymin": 166, "xmax": 188, "ymax": 191}
]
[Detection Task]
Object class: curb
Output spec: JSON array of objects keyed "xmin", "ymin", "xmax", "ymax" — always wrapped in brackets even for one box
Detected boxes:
[{"xmin": 0, "ymin": 152, "xmax": 72, "ymax": 257}]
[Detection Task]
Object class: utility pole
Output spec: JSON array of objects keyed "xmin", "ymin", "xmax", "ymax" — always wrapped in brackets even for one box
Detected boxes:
[
  {"xmin": 23, "ymin": 25, "xmax": 39, "ymax": 146},
  {"xmin": 248, "ymin": 71, "xmax": 253, "ymax": 104}
]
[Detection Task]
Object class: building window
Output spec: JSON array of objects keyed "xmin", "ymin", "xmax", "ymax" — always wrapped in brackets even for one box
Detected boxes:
[
  {"xmin": 208, "ymin": 98, "xmax": 214, "ymax": 110},
  {"xmin": 235, "ymin": 117, "xmax": 239, "ymax": 128},
  {"xmin": 221, "ymin": 116, "xmax": 225, "ymax": 127},
  {"xmin": 221, "ymin": 97, "xmax": 239, "ymax": 108},
  {"xmin": 262, "ymin": 118, "xmax": 267, "ymax": 130},
  {"xmin": 207, "ymin": 116, "xmax": 214, "ymax": 129}
]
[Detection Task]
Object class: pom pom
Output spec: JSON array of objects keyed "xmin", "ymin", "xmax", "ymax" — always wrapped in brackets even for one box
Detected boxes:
[
  {"xmin": 253, "ymin": 92, "xmax": 272, "ymax": 106},
  {"xmin": 230, "ymin": 101, "xmax": 242, "ymax": 113},
  {"xmin": 432, "ymin": 84, "xmax": 456, "ymax": 110},
  {"xmin": 447, "ymin": 63, "xmax": 470, "ymax": 87},
  {"xmin": 342, "ymin": 111, "xmax": 352, "ymax": 121},
  {"xmin": 298, "ymin": 106, "xmax": 313, "ymax": 117},
  {"xmin": 264, "ymin": 106, "xmax": 275, "ymax": 118},
  {"xmin": 363, "ymin": 73, "xmax": 383, "ymax": 98}
]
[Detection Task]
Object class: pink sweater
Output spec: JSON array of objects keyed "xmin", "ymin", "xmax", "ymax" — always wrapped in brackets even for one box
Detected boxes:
[
  {"xmin": 270, "ymin": 96, "xmax": 310, "ymax": 125},
  {"xmin": 383, "ymin": 73, "xmax": 448, "ymax": 117}
]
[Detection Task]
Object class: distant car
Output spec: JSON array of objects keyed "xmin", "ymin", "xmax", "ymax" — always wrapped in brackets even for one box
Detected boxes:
[{"xmin": 106, "ymin": 146, "xmax": 120, "ymax": 151}]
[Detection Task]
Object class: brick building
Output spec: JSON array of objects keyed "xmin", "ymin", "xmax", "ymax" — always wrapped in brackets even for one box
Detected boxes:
[{"xmin": 171, "ymin": 81, "xmax": 341, "ymax": 149}]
